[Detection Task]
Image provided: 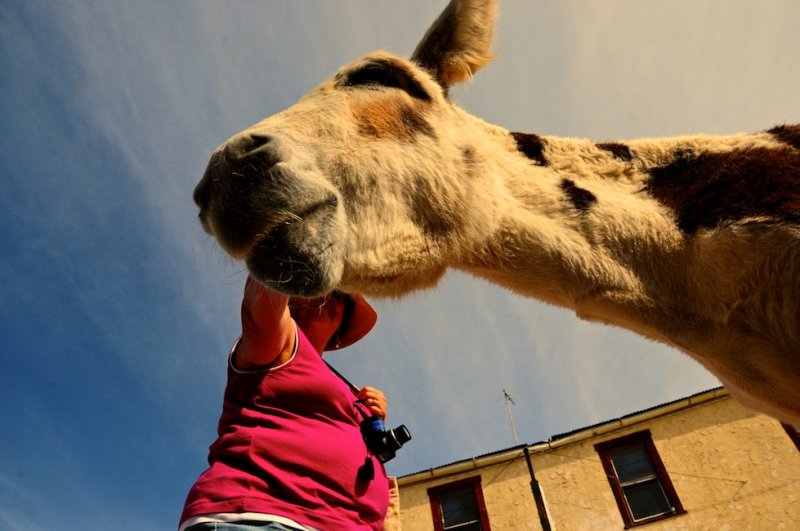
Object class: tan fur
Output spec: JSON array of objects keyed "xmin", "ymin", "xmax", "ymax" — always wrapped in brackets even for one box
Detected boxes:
[
  {"xmin": 349, "ymin": 95, "xmax": 427, "ymax": 141},
  {"xmin": 194, "ymin": 0, "xmax": 800, "ymax": 423}
]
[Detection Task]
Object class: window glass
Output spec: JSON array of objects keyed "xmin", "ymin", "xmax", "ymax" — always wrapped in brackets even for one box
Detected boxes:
[
  {"xmin": 611, "ymin": 446, "xmax": 657, "ymax": 483},
  {"xmin": 623, "ymin": 480, "xmax": 673, "ymax": 520},
  {"xmin": 440, "ymin": 486, "xmax": 481, "ymax": 528}
]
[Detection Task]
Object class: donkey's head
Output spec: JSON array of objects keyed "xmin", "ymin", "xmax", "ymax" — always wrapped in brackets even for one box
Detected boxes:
[{"xmin": 194, "ymin": 0, "xmax": 499, "ymax": 297}]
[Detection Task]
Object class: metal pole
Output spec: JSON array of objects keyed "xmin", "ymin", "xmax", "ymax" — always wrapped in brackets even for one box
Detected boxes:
[{"xmin": 524, "ymin": 447, "xmax": 552, "ymax": 531}]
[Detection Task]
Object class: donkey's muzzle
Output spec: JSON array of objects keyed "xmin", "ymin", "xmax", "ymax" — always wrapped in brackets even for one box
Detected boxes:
[
  {"xmin": 193, "ymin": 134, "xmax": 283, "ymax": 211},
  {"xmin": 193, "ymin": 133, "xmax": 290, "ymax": 253}
]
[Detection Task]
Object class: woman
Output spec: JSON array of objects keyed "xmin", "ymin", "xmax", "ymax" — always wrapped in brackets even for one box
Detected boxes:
[{"xmin": 180, "ymin": 276, "xmax": 392, "ymax": 530}]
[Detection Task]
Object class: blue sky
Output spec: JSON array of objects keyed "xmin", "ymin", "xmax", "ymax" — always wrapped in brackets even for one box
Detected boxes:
[{"xmin": 2, "ymin": 0, "xmax": 798, "ymax": 528}]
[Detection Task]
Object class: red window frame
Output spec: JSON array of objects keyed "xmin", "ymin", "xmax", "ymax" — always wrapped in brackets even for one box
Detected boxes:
[
  {"xmin": 595, "ymin": 430, "xmax": 685, "ymax": 528},
  {"xmin": 428, "ymin": 476, "xmax": 492, "ymax": 531}
]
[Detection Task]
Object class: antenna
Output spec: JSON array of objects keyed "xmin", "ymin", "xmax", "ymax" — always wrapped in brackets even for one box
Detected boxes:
[{"xmin": 502, "ymin": 389, "xmax": 519, "ymax": 445}]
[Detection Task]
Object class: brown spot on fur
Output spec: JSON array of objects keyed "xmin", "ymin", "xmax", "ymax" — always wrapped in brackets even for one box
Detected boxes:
[
  {"xmin": 330, "ymin": 158, "xmax": 377, "ymax": 211},
  {"xmin": 511, "ymin": 132, "xmax": 547, "ymax": 166},
  {"xmin": 597, "ymin": 142, "xmax": 633, "ymax": 161},
  {"xmin": 768, "ymin": 124, "xmax": 800, "ymax": 151},
  {"xmin": 560, "ymin": 179, "xmax": 597, "ymax": 212},
  {"xmin": 461, "ymin": 146, "xmax": 476, "ymax": 165},
  {"xmin": 407, "ymin": 176, "xmax": 459, "ymax": 236},
  {"xmin": 646, "ymin": 147, "xmax": 800, "ymax": 233},
  {"xmin": 461, "ymin": 146, "xmax": 478, "ymax": 178},
  {"xmin": 400, "ymin": 106, "xmax": 436, "ymax": 140},
  {"xmin": 351, "ymin": 97, "xmax": 436, "ymax": 141}
]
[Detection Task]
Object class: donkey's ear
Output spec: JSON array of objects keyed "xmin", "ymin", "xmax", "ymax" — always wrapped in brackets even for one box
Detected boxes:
[{"xmin": 411, "ymin": 0, "xmax": 498, "ymax": 90}]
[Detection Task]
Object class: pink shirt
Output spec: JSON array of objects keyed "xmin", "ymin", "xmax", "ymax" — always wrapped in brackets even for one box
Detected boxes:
[{"xmin": 180, "ymin": 326, "xmax": 389, "ymax": 529}]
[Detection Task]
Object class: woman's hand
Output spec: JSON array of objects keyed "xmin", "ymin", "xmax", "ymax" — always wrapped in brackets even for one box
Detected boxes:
[{"xmin": 357, "ymin": 386, "xmax": 388, "ymax": 419}]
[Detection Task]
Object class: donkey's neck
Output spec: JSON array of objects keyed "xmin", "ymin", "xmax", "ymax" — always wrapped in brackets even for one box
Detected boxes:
[{"xmin": 459, "ymin": 126, "xmax": 785, "ymax": 345}]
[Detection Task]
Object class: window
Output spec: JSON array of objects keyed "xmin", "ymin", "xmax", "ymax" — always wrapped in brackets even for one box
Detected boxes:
[
  {"xmin": 782, "ymin": 423, "xmax": 800, "ymax": 451},
  {"xmin": 428, "ymin": 476, "xmax": 491, "ymax": 531},
  {"xmin": 595, "ymin": 430, "xmax": 685, "ymax": 528}
]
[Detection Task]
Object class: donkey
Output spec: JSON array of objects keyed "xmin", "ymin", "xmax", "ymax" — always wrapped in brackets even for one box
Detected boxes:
[{"xmin": 194, "ymin": 0, "xmax": 800, "ymax": 422}]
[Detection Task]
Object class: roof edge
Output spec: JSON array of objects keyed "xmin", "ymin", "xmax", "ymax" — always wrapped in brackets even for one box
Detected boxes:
[{"xmin": 397, "ymin": 386, "xmax": 728, "ymax": 486}]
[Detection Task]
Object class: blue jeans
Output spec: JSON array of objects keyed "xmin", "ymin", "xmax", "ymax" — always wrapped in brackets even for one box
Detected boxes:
[{"xmin": 185, "ymin": 523, "xmax": 308, "ymax": 531}]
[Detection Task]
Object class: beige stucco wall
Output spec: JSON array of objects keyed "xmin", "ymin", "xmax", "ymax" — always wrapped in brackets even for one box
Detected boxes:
[
  {"xmin": 399, "ymin": 396, "xmax": 800, "ymax": 530},
  {"xmin": 533, "ymin": 397, "xmax": 800, "ymax": 529}
]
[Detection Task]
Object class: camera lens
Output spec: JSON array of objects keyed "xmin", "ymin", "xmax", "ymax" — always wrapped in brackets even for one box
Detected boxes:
[{"xmin": 388, "ymin": 425, "xmax": 412, "ymax": 448}]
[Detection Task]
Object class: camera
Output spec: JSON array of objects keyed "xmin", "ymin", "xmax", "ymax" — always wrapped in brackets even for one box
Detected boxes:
[{"xmin": 361, "ymin": 416, "xmax": 412, "ymax": 463}]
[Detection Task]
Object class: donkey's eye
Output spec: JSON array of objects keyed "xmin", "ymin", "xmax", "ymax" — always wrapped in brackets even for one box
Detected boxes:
[{"xmin": 344, "ymin": 62, "xmax": 431, "ymax": 101}]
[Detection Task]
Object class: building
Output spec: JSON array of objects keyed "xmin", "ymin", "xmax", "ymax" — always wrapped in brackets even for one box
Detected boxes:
[{"xmin": 397, "ymin": 388, "xmax": 800, "ymax": 530}]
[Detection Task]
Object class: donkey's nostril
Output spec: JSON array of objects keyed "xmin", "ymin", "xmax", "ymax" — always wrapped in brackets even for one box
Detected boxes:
[
  {"xmin": 248, "ymin": 133, "xmax": 273, "ymax": 151},
  {"xmin": 228, "ymin": 133, "xmax": 275, "ymax": 158},
  {"xmin": 222, "ymin": 133, "xmax": 284, "ymax": 172}
]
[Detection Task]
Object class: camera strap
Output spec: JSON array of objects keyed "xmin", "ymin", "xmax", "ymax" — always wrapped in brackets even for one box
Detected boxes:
[
  {"xmin": 323, "ymin": 359, "xmax": 360, "ymax": 395},
  {"xmin": 323, "ymin": 359, "xmax": 373, "ymax": 420},
  {"xmin": 323, "ymin": 360, "xmax": 377, "ymax": 481}
]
